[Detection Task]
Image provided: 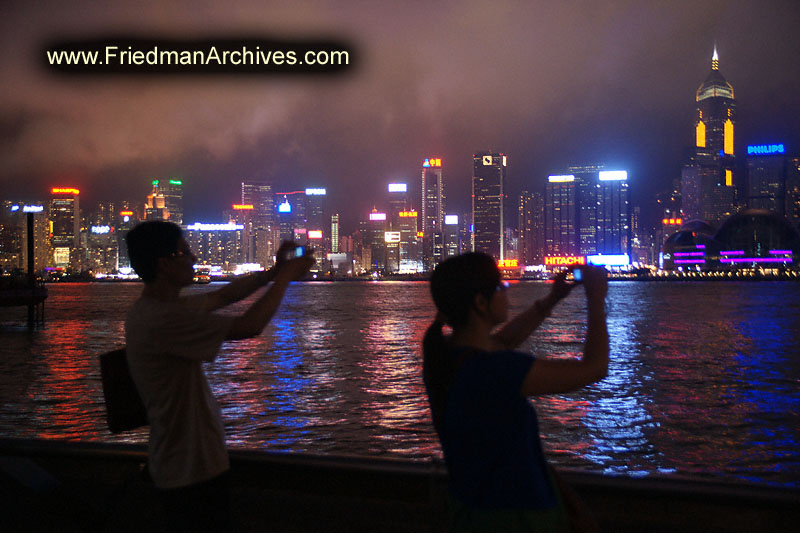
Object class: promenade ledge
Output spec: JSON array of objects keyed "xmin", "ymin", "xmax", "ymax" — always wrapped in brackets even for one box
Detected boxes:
[{"xmin": 1, "ymin": 438, "xmax": 797, "ymax": 532}]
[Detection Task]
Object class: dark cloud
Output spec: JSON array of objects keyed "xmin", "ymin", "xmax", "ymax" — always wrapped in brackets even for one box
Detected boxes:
[{"xmin": 2, "ymin": 0, "xmax": 800, "ymax": 230}]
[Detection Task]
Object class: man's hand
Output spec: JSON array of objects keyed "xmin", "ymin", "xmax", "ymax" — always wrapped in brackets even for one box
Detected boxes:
[
  {"xmin": 274, "ymin": 241, "xmax": 299, "ymax": 269},
  {"xmin": 280, "ymin": 252, "xmax": 315, "ymax": 281}
]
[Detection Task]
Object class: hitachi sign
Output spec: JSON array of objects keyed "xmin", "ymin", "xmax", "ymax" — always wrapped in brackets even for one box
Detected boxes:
[
  {"xmin": 747, "ymin": 144, "xmax": 785, "ymax": 155},
  {"xmin": 544, "ymin": 256, "xmax": 586, "ymax": 266}
]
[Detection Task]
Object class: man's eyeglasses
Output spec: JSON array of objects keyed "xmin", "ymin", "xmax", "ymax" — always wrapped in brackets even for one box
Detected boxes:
[{"xmin": 168, "ymin": 249, "xmax": 195, "ymax": 260}]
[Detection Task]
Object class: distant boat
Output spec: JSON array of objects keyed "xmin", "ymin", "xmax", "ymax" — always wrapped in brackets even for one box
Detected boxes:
[{"xmin": 193, "ymin": 265, "xmax": 211, "ymax": 284}]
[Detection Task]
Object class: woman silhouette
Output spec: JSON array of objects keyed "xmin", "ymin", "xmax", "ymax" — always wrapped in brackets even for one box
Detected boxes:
[{"xmin": 423, "ymin": 252, "xmax": 608, "ymax": 532}]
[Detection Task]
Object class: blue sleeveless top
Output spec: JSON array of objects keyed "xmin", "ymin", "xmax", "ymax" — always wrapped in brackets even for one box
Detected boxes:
[{"xmin": 438, "ymin": 349, "xmax": 557, "ymax": 510}]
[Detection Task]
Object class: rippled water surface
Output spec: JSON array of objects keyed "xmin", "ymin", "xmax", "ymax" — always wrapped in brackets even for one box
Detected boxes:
[{"xmin": 1, "ymin": 281, "xmax": 798, "ymax": 488}]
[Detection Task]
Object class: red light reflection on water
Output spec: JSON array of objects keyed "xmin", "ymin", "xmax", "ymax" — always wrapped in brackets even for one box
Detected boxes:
[
  {"xmin": 360, "ymin": 309, "xmax": 436, "ymax": 457},
  {"xmin": 32, "ymin": 317, "xmax": 102, "ymax": 440}
]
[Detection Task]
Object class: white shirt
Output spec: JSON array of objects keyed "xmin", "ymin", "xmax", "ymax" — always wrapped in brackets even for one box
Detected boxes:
[{"xmin": 125, "ymin": 292, "xmax": 234, "ymax": 489}]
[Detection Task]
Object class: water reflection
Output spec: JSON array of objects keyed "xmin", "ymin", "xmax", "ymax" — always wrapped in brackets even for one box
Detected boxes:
[
  {"xmin": 0, "ymin": 281, "xmax": 798, "ymax": 488},
  {"xmin": 358, "ymin": 283, "xmax": 433, "ymax": 456}
]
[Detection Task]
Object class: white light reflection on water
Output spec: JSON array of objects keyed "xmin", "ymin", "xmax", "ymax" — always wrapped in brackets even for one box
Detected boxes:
[{"xmin": 0, "ymin": 280, "xmax": 797, "ymax": 488}]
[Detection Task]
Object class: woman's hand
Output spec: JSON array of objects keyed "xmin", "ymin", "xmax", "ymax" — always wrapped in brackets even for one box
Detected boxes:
[
  {"xmin": 549, "ymin": 268, "xmax": 577, "ymax": 303},
  {"xmin": 580, "ymin": 265, "xmax": 608, "ymax": 302}
]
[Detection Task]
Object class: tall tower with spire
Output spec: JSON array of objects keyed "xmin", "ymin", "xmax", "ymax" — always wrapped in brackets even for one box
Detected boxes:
[{"xmin": 682, "ymin": 47, "xmax": 738, "ymax": 225}]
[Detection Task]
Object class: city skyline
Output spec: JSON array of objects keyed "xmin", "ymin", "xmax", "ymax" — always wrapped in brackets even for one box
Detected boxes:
[{"xmin": 3, "ymin": 1, "xmax": 800, "ymax": 232}]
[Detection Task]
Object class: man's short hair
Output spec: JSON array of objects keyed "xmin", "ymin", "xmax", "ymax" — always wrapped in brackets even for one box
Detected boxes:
[{"xmin": 125, "ymin": 221, "xmax": 183, "ymax": 282}]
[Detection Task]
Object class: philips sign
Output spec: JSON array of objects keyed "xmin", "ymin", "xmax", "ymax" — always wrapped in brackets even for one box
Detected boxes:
[{"xmin": 747, "ymin": 144, "xmax": 785, "ymax": 156}]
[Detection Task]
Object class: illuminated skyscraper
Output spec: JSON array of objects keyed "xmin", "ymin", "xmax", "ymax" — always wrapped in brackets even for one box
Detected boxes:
[
  {"xmin": 545, "ymin": 175, "xmax": 578, "ymax": 256},
  {"xmin": 242, "ymin": 181, "xmax": 275, "ymax": 267},
  {"xmin": 788, "ymin": 158, "xmax": 800, "ymax": 226},
  {"xmin": 229, "ymin": 204, "xmax": 256, "ymax": 263},
  {"xmin": 184, "ymin": 223, "xmax": 244, "ymax": 271},
  {"xmin": 1, "ymin": 202, "xmax": 49, "ymax": 273},
  {"xmin": 747, "ymin": 143, "xmax": 790, "ymax": 216},
  {"xmin": 595, "ymin": 170, "xmax": 631, "ymax": 255},
  {"xmin": 421, "ymin": 158, "xmax": 445, "ymax": 269},
  {"xmin": 145, "ymin": 181, "xmax": 168, "ymax": 222},
  {"xmin": 117, "ymin": 206, "xmax": 137, "ymax": 271},
  {"xmin": 156, "ymin": 179, "xmax": 184, "ymax": 225},
  {"xmin": 273, "ymin": 188, "xmax": 328, "ymax": 258},
  {"xmin": 388, "ymin": 183, "xmax": 410, "ymax": 228},
  {"xmin": 361, "ymin": 209, "xmax": 388, "ymax": 272},
  {"xmin": 49, "ymin": 188, "xmax": 81, "ymax": 269},
  {"xmin": 241, "ymin": 181, "xmax": 274, "ymax": 230},
  {"xmin": 396, "ymin": 210, "xmax": 421, "ymax": 272},
  {"xmin": 276, "ymin": 194, "xmax": 296, "ymax": 242},
  {"xmin": 682, "ymin": 48, "xmax": 737, "ymax": 224},
  {"xmin": 443, "ymin": 214, "xmax": 461, "ymax": 258},
  {"xmin": 518, "ymin": 190, "xmax": 543, "ymax": 265},
  {"xmin": 331, "ymin": 213, "xmax": 340, "ymax": 253},
  {"xmin": 545, "ymin": 167, "xmax": 630, "ymax": 258},
  {"xmin": 472, "ymin": 152, "xmax": 507, "ymax": 261},
  {"xmin": 304, "ymin": 188, "xmax": 329, "ymax": 256},
  {"xmin": 86, "ymin": 201, "xmax": 118, "ymax": 274}
]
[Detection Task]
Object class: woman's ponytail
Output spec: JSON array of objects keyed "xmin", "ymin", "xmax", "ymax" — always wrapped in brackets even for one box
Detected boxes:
[
  {"xmin": 423, "ymin": 252, "xmax": 500, "ymax": 435},
  {"xmin": 422, "ymin": 318, "xmax": 448, "ymax": 435}
]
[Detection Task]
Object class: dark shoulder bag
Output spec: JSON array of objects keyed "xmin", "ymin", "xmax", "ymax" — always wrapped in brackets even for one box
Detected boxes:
[{"xmin": 99, "ymin": 348, "xmax": 148, "ymax": 433}]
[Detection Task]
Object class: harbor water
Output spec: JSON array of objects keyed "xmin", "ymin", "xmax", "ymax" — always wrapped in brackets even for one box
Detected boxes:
[{"xmin": 0, "ymin": 281, "xmax": 798, "ymax": 488}]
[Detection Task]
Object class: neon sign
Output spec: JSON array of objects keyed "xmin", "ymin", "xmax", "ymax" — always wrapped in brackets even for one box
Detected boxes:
[
  {"xmin": 120, "ymin": 211, "xmax": 134, "ymax": 216},
  {"xmin": 721, "ymin": 257, "xmax": 791, "ymax": 264},
  {"xmin": 91, "ymin": 225, "xmax": 111, "ymax": 234},
  {"xmin": 305, "ymin": 188, "xmax": 326, "ymax": 195},
  {"xmin": 232, "ymin": 204, "xmax": 254, "ymax": 210},
  {"xmin": 398, "ymin": 211, "xmax": 417, "ymax": 218},
  {"xmin": 369, "ymin": 213, "xmax": 387, "ymax": 221},
  {"xmin": 388, "ymin": 183, "xmax": 408, "ymax": 192},
  {"xmin": 444, "ymin": 215, "xmax": 459, "ymax": 225},
  {"xmin": 587, "ymin": 254, "xmax": 630, "ymax": 266},
  {"xmin": 747, "ymin": 143, "xmax": 785, "ymax": 155},
  {"xmin": 384, "ymin": 231, "xmax": 401, "ymax": 243},
  {"xmin": 498, "ymin": 259, "xmax": 518, "ymax": 268},
  {"xmin": 662, "ymin": 218, "xmax": 683, "ymax": 225},
  {"xmin": 544, "ymin": 256, "xmax": 585, "ymax": 266},
  {"xmin": 52, "ymin": 188, "xmax": 80, "ymax": 195},
  {"xmin": 23, "ymin": 205, "xmax": 44, "ymax": 213},
  {"xmin": 548, "ymin": 175, "xmax": 575, "ymax": 183},
  {"xmin": 186, "ymin": 223, "xmax": 243, "ymax": 231},
  {"xmin": 278, "ymin": 200, "xmax": 291, "ymax": 213},
  {"xmin": 308, "ymin": 230, "xmax": 323, "ymax": 239},
  {"xmin": 599, "ymin": 170, "xmax": 628, "ymax": 181},
  {"xmin": 422, "ymin": 158, "xmax": 442, "ymax": 168}
]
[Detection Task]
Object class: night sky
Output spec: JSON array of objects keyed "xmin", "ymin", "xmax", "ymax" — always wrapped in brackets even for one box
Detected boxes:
[{"xmin": 3, "ymin": 0, "xmax": 800, "ymax": 232}]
